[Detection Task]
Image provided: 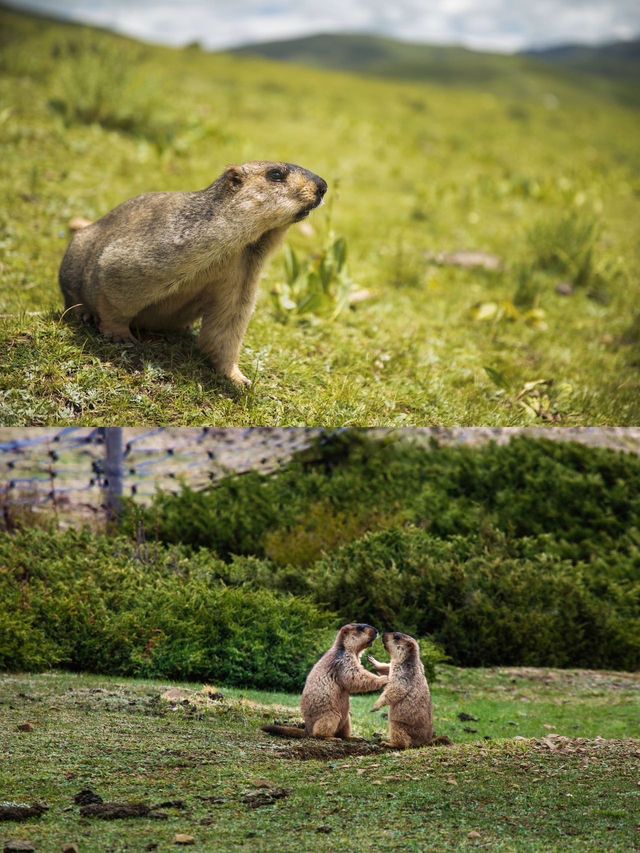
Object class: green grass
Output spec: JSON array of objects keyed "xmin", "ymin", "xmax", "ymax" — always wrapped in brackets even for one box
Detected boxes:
[
  {"xmin": 1, "ymin": 7, "xmax": 639, "ymax": 425},
  {"xmin": 2, "ymin": 667, "xmax": 638, "ymax": 851}
]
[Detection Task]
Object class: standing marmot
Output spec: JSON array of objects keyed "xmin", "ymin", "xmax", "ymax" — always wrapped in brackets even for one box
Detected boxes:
[
  {"xmin": 59, "ymin": 161, "xmax": 327, "ymax": 386},
  {"xmin": 263, "ymin": 624, "xmax": 388, "ymax": 740},
  {"xmin": 369, "ymin": 631, "xmax": 434, "ymax": 748}
]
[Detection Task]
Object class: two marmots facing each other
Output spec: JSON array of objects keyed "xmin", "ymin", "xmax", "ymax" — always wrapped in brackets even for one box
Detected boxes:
[
  {"xmin": 264, "ymin": 623, "xmax": 387, "ymax": 740},
  {"xmin": 263, "ymin": 624, "xmax": 439, "ymax": 749},
  {"xmin": 59, "ymin": 161, "xmax": 327, "ymax": 387}
]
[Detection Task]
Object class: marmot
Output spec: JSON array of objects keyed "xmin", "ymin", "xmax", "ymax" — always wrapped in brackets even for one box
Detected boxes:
[
  {"xmin": 263, "ymin": 624, "xmax": 387, "ymax": 740},
  {"xmin": 369, "ymin": 631, "xmax": 434, "ymax": 748},
  {"xmin": 59, "ymin": 161, "xmax": 327, "ymax": 386}
]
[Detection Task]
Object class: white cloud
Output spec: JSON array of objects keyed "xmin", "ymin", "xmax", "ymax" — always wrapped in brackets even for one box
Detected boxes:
[{"xmin": 7, "ymin": 0, "xmax": 640, "ymax": 52}]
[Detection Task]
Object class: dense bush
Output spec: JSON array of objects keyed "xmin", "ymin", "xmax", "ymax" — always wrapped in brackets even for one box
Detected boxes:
[
  {"xmin": 126, "ymin": 435, "xmax": 640, "ymax": 565},
  {"xmin": 308, "ymin": 527, "xmax": 640, "ymax": 670},
  {"xmin": 0, "ymin": 530, "xmax": 335, "ymax": 690},
  {"xmin": 4, "ymin": 435, "xmax": 640, "ymax": 679}
]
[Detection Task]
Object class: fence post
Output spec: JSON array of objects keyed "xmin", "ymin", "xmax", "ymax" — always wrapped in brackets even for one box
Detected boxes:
[{"xmin": 104, "ymin": 427, "xmax": 124, "ymax": 523}]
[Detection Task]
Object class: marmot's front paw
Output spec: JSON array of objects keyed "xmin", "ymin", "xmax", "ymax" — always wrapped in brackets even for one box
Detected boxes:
[
  {"xmin": 100, "ymin": 323, "xmax": 138, "ymax": 344},
  {"xmin": 226, "ymin": 367, "xmax": 252, "ymax": 388}
]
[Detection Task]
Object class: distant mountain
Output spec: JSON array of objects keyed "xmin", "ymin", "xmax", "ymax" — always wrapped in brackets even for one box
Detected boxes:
[
  {"xmin": 230, "ymin": 32, "xmax": 640, "ymax": 97},
  {"xmin": 522, "ymin": 39, "xmax": 640, "ymax": 79},
  {"xmin": 229, "ymin": 33, "xmax": 533, "ymax": 87}
]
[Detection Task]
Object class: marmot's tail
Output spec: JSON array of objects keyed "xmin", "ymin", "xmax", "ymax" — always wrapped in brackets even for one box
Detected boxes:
[{"xmin": 262, "ymin": 724, "xmax": 307, "ymax": 739}]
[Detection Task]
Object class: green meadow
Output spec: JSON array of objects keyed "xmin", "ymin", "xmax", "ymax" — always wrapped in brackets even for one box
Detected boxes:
[
  {"xmin": 0, "ymin": 6, "xmax": 639, "ymax": 426},
  {"xmin": 2, "ymin": 668, "xmax": 638, "ymax": 852}
]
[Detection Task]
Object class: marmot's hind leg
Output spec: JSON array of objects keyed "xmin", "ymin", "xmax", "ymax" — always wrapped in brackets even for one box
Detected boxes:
[
  {"xmin": 336, "ymin": 715, "xmax": 352, "ymax": 739},
  {"xmin": 311, "ymin": 713, "xmax": 342, "ymax": 740},
  {"xmin": 385, "ymin": 724, "xmax": 413, "ymax": 750},
  {"xmin": 96, "ymin": 293, "xmax": 137, "ymax": 343}
]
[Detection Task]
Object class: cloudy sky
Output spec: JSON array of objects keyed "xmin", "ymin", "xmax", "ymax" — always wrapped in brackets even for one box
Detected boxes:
[{"xmin": 7, "ymin": 0, "xmax": 640, "ymax": 52}]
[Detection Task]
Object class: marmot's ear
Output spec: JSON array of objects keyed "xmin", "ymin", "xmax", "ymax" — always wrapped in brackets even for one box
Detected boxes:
[{"xmin": 225, "ymin": 166, "xmax": 244, "ymax": 189}]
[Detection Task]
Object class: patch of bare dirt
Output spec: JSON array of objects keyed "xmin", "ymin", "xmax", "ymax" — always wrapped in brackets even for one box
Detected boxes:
[
  {"xmin": 269, "ymin": 739, "xmax": 387, "ymax": 760},
  {"xmin": 0, "ymin": 803, "xmax": 48, "ymax": 821},
  {"xmin": 498, "ymin": 668, "xmax": 640, "ymax": 692},
  {"xmin": 78, "ymin": 803, "xmax": 165, "ymax": 820},
  {"xmin": 530, "ymin": 735, "xmax": 640, "ymax": 757}
]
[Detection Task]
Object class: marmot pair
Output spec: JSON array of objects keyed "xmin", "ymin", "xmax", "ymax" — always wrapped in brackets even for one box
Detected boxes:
[
  {"xmin": 59, "ymin": 162, "xmax": 327, "ymax": 387},
  {"xmin": 264, "ymin": 625, "xmax": 434, "ymax": 749}
]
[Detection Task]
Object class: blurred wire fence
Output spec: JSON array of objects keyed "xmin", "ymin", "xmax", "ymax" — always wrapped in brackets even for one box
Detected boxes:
[
  {"xmin": 0, "ymin": 428, "xmax": 320, "ymax": 527},
  {"xmin": 1, "ymin": 426, "xmax": 638, "ymax": 529}
]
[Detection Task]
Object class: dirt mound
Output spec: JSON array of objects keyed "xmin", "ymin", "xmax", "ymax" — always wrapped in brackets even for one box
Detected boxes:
[{"xmin": 271, "ymin": 739, "xmax": 387, "ymax": 760}]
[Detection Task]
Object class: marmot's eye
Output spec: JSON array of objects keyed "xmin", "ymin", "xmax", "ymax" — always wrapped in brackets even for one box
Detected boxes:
[
  {"xmin": 266, "ymin": 168, "xmax": 286, "ymax": 183},
  {"xmin": 393, "ymin": 633, "xmax": 402, "ymax": 641}
]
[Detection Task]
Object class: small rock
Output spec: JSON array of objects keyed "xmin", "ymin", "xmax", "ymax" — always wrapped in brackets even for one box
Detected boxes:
[
  {"xmin": 468, "ymin": 830, "xmax": 482, "ymax": 839},
  {"xmin": 145, "ymin": 845, "xmax": 159, "ymax": 852},
  {"xmin": 174, "ymin": 835, "xmax": 195, "ymax": 846},
  {"xmin": 241, "ymin": 788, "xmax": 290, "ymax": 809},
  {"xmin": 555, "ymin": 281, "xmax": 574, "ymax": 296},
  {"xmin": 457, "ymin": 712, "xmax": 479, "ymax": 722},
  {"xmin": 16, "ymin": 723, "xmax": 34, "ymax": 732},
  {"xmin": 4, "ymin": 842, "xmax": 36, "ymax": 852},
  {"xmin": 316, "ymin": 825, "xmax": 332, "ymax": 833},
  {"xmin": 74, "ymin": 789, "xmax": 103, "ymax": 806},
  {"xmin": 348, "ymin": 289, "xmax": 372, "ymax": 306},
  {"xmin": 62, "ymin": 845, "xmax": 79, "ymax": 853},
  {"xmin": 425, "ymin": 250, "xmax": 503, "ymax": 272}
]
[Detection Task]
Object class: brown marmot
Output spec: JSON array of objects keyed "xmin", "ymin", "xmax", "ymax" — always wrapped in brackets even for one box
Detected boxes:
[
  {"xmin": 369, "ymin": 631, "xmax": 434, "ymax": 748},
  {"xmin": 59, "ymin": 161, "xmax": 327, "ymax": 387},
  {"xmin": 263, "ymin": 624, "xmax": 387, "ymax": 740}
]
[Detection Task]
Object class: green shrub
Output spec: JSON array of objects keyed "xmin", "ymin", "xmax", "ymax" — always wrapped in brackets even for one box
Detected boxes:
[
  {"xmin": 124, "ymin": 472, "xmax": 297, "ymax": 559},
  {"xmin": 127, "ymin": 435, "xmax": 640, "ymax": 565},
  {"xmin": 309, "ymin": 527, "xmax": 640, "ymax": 670},
  {"xmin": 0, "ymin": 529, "xmax": 334, "ymax": 690}
]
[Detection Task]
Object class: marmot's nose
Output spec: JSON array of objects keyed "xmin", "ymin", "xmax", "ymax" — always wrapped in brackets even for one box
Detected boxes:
[{"xmin": 315, "ymin": 176, "xmax": 328, "ymax": 197}]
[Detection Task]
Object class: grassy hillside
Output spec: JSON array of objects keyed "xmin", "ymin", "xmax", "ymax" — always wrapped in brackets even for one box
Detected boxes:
[
  {"xmin": 230, "ymin": 32, "xmax": 538, "ymax": 87},
  {"xmin": 1, "ymin": 7, "xmax": 639, "ymax": 426},
  {"xmin": 2, "ymin": 670, "xmax": 638, "ymax": 852},
  {"xmin": 231, "ymin": 32, "xmax": 640, "ymax": 105}
]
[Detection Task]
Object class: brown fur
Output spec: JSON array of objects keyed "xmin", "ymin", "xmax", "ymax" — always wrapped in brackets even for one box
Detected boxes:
[
  {"xmin": 369, "ymin": 631, "xmax": 434, "ymax": 749},
  {"xmin": 264, "ymin": 624, "xmax": 387, "ymax": 740},
  {"xmin": 59, "ymin": 161, "xmax": 327, "ymax": 386}
]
